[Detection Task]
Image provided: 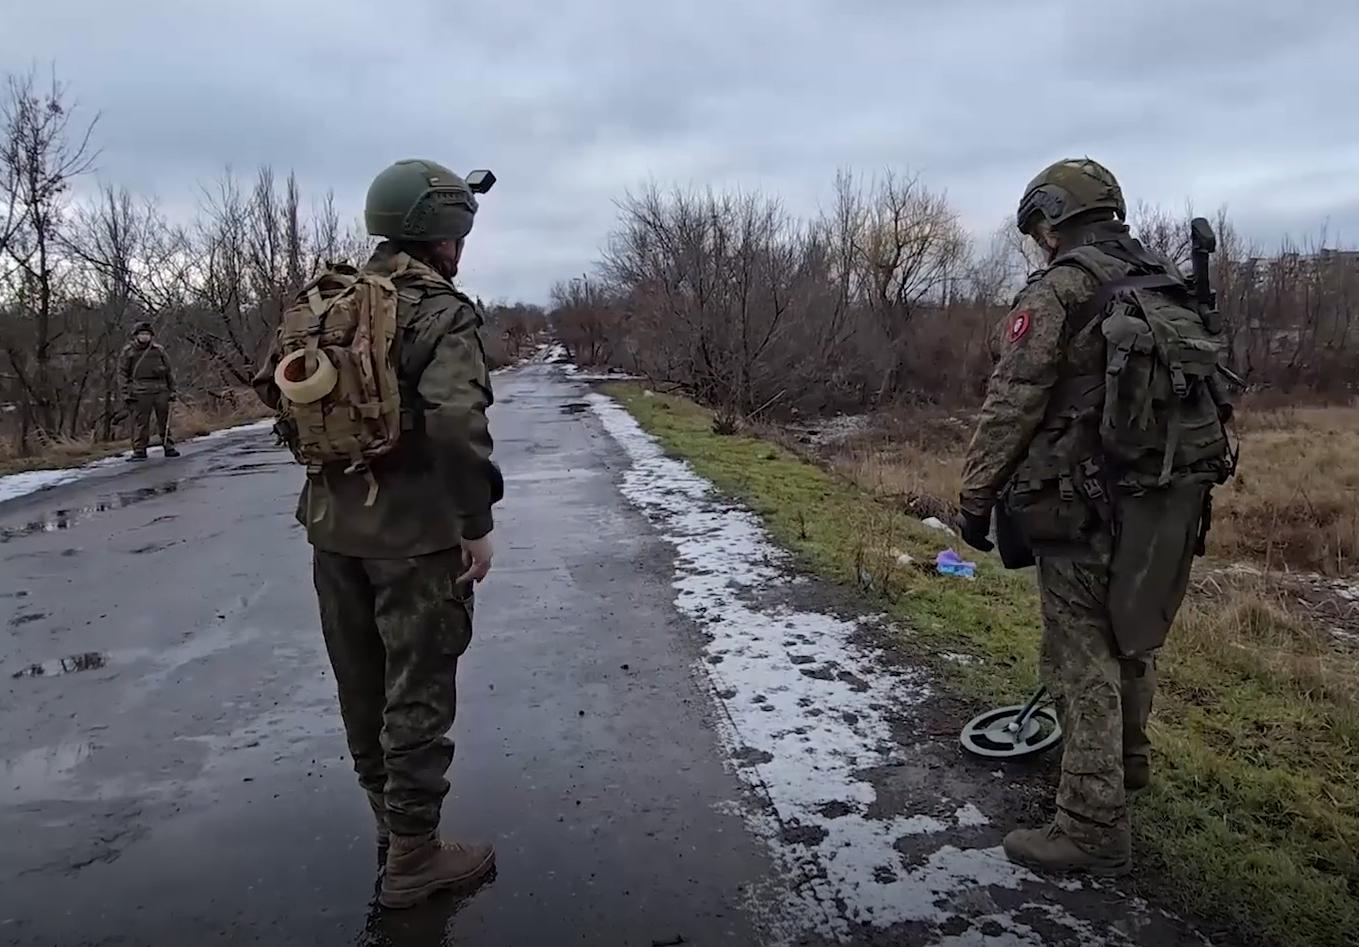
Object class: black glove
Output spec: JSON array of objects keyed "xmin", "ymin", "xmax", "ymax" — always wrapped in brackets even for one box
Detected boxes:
[{"xmin": 955, "ymin": 508, "xmax": 994, "ymax": 553}]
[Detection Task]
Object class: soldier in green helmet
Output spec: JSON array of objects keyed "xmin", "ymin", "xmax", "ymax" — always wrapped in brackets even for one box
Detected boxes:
[
  {"xmin": 120, "ymin": 321, "xmax": 179, "ymax": 460},
  {"xmin": 956, "ymin": 159, "xmax": 1229, "ymax": 875},
  {"xmin": 254, "ymin": 159, "xmax": 502, "ymax": 908}
]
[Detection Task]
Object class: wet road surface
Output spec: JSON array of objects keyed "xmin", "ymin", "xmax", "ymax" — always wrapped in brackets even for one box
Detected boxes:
[
  {"xmin": 0, "ymin": 364, "xmax": 1214, "ymax": 946},
  {"xmin": 0, "ymin": 370, "xmax": 774, "ymax": 946}
]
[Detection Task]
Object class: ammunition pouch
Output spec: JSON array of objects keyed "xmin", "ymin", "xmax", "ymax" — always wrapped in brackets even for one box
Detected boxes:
[{"xmin": 1003, "ymin": 476, "xmax": 1097, "ymax": 550}]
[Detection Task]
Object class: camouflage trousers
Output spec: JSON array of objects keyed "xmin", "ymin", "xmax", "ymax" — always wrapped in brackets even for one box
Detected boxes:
[
  {"xmin": 313, "ymin": 547, "xmax": 473, "ymax": 837},
  {"xmin": 130, "ymin": 392, "xmax": 174, "ymax": 452},
  {"xmin": 1037, "ymin": 531, "xmax": 1155, "ymax": 855}
]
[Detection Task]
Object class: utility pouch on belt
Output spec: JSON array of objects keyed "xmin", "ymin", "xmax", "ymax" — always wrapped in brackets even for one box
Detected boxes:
[
  {"xmin": 994, "ymin": 490, "xmax": 1035, "ymax": 570},
  {"xmin": 1107, "ymin": 483, "xmax": 1208, "ymax": 657}
]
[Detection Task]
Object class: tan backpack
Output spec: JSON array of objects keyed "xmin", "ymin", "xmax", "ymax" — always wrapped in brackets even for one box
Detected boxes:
[{"xmin": 272, "ymin": 263, "xmax": 402, "ymax": 503}]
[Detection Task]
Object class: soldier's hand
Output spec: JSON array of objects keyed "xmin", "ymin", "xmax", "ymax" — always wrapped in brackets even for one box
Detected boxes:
[
  {"xmin": 955, "ymin": 509, "xmax": 995, "ymax": 553},
  {"xmin": 458, "ymin": 533, "xmax": 494, "ymax": 584}
]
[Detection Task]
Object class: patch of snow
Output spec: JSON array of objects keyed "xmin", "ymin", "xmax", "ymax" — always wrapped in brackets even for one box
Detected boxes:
[
  {"xmin": 941, "ymin": 651, "xmax": 982, "ymax": 666},
  {"xmin": 565, "ymin": 370, "xmax": 643, "ymax": 381},
  {"xmin": 0, "ymin": 418, "xmax": 275, "ymax": 506},
  {"xmin": 787, "ymin": 413, "xmax": 874, "ymax": 448},
  {"xmin": 0, "ymin": 455, "xmax": 128, "ymax": 505},
  {"xmin": 930, "ymin": 915, "xmax": 1049, "ymax": 947},
  {"xmin": 922, "ymin": 516, "xmax": 956, "ymax": 536},
  {"xmin": 1330, "ymin": 579, "xmax": 1359, "ymax": 602},
  {"xmin": 954, "ymin": 803, "xmax": 990, "ymax": 828},
  {"xmin": 561, "ymin": 362, "xmax": 640, "ymax": 382},
  {"xmin": 589, "ymin": 391, "xmax": 1144, "ymax": 944},
  {"xmin": 198, "ymin": 418, "xmax": 275, "ymax": 441}
]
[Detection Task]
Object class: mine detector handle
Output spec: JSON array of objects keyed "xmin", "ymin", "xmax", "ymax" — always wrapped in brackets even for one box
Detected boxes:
[{"xmin": 1190, "ymin": 217, "xmax": 1218, "ymax": 315}]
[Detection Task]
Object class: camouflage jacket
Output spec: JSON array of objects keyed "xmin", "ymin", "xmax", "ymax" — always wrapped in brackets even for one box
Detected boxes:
[
  {"xmin": 120, "ymin": 341, "xmax": 175, "ymax": 395},
  {"xmin": 253, "ymin": 243, "xmax": 503, "ymax": 558},
  {"xmin": 959, "ymin": 259, "xmax": 1113, "ymax": 516}
]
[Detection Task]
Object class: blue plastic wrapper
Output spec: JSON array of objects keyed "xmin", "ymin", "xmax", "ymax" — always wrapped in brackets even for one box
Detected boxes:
[{"xmin": 935, "ymin": 549, "xmax": 977, "ymax": 580}]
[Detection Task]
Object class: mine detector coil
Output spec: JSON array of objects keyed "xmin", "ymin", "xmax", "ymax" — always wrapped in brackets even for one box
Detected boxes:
[{"xmin": 960, "ymin": 687, "xmax": 1062, "ymax": 759}]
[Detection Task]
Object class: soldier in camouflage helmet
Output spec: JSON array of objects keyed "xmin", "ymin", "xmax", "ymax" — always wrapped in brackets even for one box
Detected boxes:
[
  {"xmin": 120, "ymin": 321, "xmax": 179, "ymax": 460},
  {"xmin": 956, "ymin": 158, "xmax": 1209, "ymax": 876},
  {"xmin": 254, "ymin": 159, "xmax": 502, "ymax": 909}
]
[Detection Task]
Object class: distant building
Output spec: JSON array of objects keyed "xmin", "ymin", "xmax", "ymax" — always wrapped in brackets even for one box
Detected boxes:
[{"xmin": 1231, "ymin": 248, "xmax": 1359, "ymax": 288}]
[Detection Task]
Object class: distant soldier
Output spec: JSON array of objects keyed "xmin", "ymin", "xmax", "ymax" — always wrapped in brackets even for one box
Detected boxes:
[
  {"xmin": 254, "ymin": 159, "xmax": 502, "ymax": 909},
  {"xmin": 957, "ymin": 159, "xmax": 1232, "ymax": 875},
  {"xmin": 120, "ymin": 321, "xmax": 179, "ymax": 460}
]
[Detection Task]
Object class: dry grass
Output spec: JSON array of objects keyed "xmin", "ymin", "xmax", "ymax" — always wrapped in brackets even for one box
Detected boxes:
[
  {"xmin": 816, "ymin": 405, "xmax": 970, "ymax": 521},
  {"xmin": 0, "ymin": 390, "xmax": 270, "ymax": 476},
  {"xmin": 1177, "ymin": 578, "xmax": 1359, "ymax": 709},
  {"xmin": 823, "ymin": 400, "xmax": 1359, "ymax": 577},
  {"xmin": 1213, "ymin": 404, "xmax": 1359, "ymax": 576},
  {"xmin": 172, "ymin": 390, "xmax": 270, "ymax": 439}
]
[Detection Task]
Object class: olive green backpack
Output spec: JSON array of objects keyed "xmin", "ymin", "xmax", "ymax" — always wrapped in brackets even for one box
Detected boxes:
[{"xmin": 1058, "ymin": 246, "xmax": 1234, "ymax": 489}]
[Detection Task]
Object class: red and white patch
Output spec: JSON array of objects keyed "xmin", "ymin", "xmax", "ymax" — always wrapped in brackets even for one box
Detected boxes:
[{"xmin": 1008, "ymin": 310, "xmax": 1032, "ymax": 344}]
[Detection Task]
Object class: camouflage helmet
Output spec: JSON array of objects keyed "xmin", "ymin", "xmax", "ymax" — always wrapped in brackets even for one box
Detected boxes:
[
  {"xmin": 364, "ymin": 159, "xmax": 478, "ymax": 242},
  {"xmin": 1016, "ymin": 158, "xmax": 1125, "ymax": 235},
  {"xmin": 132, "ymin": 320, "xmax": 153, "ymax": 335}
]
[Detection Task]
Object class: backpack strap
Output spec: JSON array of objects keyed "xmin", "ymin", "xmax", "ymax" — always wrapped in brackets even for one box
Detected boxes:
[
  {"xmin": 1068, "ymin": 273, "xmax": 1184, "ymax": 335},
  {"xmin": 1159, "ymin": 400, "xmax": 1182, "ymax": 487},
  {"xmin": 301, "ymin": 269, "xmax": 360, "ymax": 372},
  {"xmin": 1053, "ymin": 243, "xmax": 1188, "ymax": 335}
]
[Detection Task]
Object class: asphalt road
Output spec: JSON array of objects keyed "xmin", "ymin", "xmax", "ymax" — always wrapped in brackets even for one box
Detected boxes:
[{"xmin": 0, "ymin": 363, "xmax": 1213, "ymax": 947}]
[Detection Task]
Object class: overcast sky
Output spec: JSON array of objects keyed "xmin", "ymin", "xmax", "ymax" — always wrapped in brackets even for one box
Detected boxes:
[{"xmin": 5, "ymin": 0, "xmax": 1358, "ymax": 303}]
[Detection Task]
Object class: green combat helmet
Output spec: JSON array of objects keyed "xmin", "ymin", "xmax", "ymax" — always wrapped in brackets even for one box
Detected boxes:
[
  {"xmin": 1016, "ymin": 158, "xmax": 1125, "ymax": 235},
  {"xmin": 364, "ymin": 160, "xmax": 496, "ymax": 242}
]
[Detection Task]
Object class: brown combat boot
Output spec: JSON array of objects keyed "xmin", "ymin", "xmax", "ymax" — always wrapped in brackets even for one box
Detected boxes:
[
  {"xmin": 1124, "ymin": 756, "xmax": 1151, "ymax": 792},
  {"xmin": 378, "ymin": 833, "xmax": 496, "ymax": 909},
  {"xmin": 1003, "ymin": 822, "xmax": 1131, "ymax": 877},
  {"xmin": 366, "ymin": 792, "xmax": 389, "ymax": 872}
]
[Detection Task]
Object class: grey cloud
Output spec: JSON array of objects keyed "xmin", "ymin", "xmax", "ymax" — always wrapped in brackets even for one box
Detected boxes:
[{"xmin": 5, "ymin": 0, "xmax": 1357, "ymax": 303}]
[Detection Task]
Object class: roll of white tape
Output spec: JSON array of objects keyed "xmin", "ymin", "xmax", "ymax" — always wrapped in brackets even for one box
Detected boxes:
[{"xmin": 275, "ymin": 349, "xmax": 338, "ymax": 405}]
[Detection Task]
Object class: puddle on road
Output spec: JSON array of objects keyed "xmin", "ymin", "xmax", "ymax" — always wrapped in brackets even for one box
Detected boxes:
[
  {"xmin": 12, "ymin": 652, "xmax": 109, "ymax": 679},
  {"xmin": 1, "ymin": 741, "xmax": 93, "ymax": 803},
  {"xmin": 0, "ymin": 482, "xmax": 181, "ymax": 543},
  {"xmin": 560, "ymin": 402, "xmax": 590, "ymax": 415}
]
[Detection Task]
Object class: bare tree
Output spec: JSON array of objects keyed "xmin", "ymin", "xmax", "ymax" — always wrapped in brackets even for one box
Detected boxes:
[
  {"xmin": 968, "ymin": 221, "xmax": 1032, "ymax": 307},
  {"xmin": 600, "ymin": 185, "xmax": 805, "ymax": 415},
  {"xmin": 841, "ymin": 169, "xmax": 969, "ymax": 400},
  {"xmin": 0, "ymin": 69, "xmax": 99, "ymax": 448},
  {"xmin": 1129, "ymin": 200, "xmax": 1195, "ymax": 271}
]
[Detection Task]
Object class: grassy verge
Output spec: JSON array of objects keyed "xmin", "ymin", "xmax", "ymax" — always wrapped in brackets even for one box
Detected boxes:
[
  {"xmin": 0, "ymin": 396, "xmax": 271, "ymax": 477},
  {"xmin": 607, "ymin": 384, "xmax": 1358, "ymax": 947}
]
